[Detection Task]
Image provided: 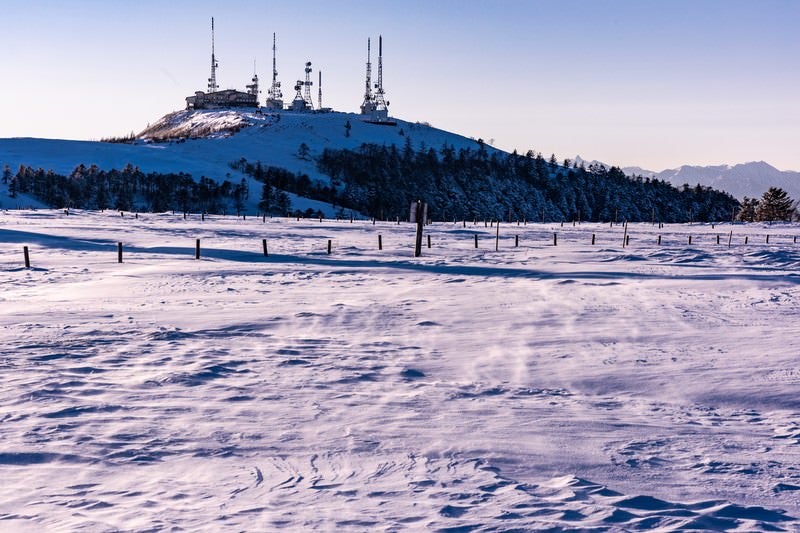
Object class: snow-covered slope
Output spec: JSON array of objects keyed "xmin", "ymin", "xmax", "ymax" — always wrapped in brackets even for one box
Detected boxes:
[
  {"xmin": 0, "ymin": 110, "xmax": 485, "ymax": 214},
  {"xmin": 2, "ymin": 211, "xmax": 800, "ymax": 530},
  {"xmin": 0, "ymin": 110, "xmax": 482, "ymax": 189}
]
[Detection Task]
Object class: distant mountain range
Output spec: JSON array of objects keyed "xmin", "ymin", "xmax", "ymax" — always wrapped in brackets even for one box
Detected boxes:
[{"xmin": 621, "ymin": 161, "xmax": 800, "ymax": 201}]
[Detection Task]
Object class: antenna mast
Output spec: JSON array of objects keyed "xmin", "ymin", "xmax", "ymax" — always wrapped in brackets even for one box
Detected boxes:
[
  {"xmin": 373, "ymin": 35, "xmax": 387, "ymax": 111},
  {"xmin": 360, "ymin": 38, "xmax": 374, "ymax": 114},
  {"xmin": 303, "ymin": 61, "xmax": 314, "ymax": 109},
  {"xmin": 266, "ymin": 33, "xmax": 284, "ymax": 110},
  {"xmin": 246, "ymin": 59, "xmax": 259, "ymax": 97},
  {"xmin": 207, "ymin": 17, "xmax": 219, "ymax": 93},
  {"xmin": 318, "ymin": 71, "xmax": 323, "ymax": 110}
]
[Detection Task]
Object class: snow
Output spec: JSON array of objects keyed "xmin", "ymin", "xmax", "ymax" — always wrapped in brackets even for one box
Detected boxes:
[{"xmin": 2, "ymin": 210, "xmax": 799, "ymax": 531}]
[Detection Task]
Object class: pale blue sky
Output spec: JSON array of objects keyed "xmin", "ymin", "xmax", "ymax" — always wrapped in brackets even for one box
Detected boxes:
[{"xmin": 1, "ymin": 0, "xmax": 798, "ymax": 170}]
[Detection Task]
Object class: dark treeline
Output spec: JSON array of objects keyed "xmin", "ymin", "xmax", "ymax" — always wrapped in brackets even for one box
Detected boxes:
[
  {"xmin": 311, "ymin": 141, "xmax": 740, "ymax": 222},
  {"xmin": 6, "ymin": 163, "xmax": 250, "ymax": 214}
]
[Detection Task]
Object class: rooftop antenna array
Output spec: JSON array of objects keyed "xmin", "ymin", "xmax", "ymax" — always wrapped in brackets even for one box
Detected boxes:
[
  {"xmin": 303, "ymin": 61, "xmax": 314, "ymax": 109},
  {"xmin": 360, "ymin": 38, "xmax": 375, "ymax": 114},
  {"xmin": 373, "ymin": 35, "xmax": 388, "ymax": 111},
  {"xmin": 266, "ymin": 33, "xmax": 284, "ymax": 109},
  {"xmin": 208, "ymin": 17, "xmax": 219, "ymax": 93}
]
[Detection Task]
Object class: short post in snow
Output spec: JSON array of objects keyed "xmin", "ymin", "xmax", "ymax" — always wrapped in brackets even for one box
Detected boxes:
[
  {"xmin": 327, "ymin": 239, "xmax": 332, "ymax": 255},
  {"xmin": 592, "ymin": 233, "xmax": 596, "ymax": 245},
  {"xmin": 474, "ymin": 234, "xmax": 478, "ymax": 248},
  {"xmin": 413, "ymin": 200, "xmax": 425, "ymax": 258},
  {"xmin": 553, "ymin": 233, "xmax": 557, "ymax": 246},
  {"xmin": 515, "ymin": 235, "xmax": 519, "ymax": 248},
  {"xmin": 378, "ymin": 234, "xmax": 383, "ymax": 250},
  {"xmin": 427, "ymin": 234, "xmax": 431, "ymax": 249},
  {"xmin": 23, "ymin": 246, "xmax": 30, "ymax": 269},
  {"xmin": 118, "ymin": 242, "xmax": 123, "ymax": 263},
  {"xmin": 728, "ymin": 231, "xmax": 733, "ymax": 248},
  {"xmin": 195, "ymin": 239, "xmax": 200, "ymax": 259},
  {"xmin": 262, "ymin": 239, "xmax": 268, "ymax": 257},
  {"xmin": 495, "ymin": 222, "xmax": 500, "ymax": 251},
  {"xmin": 657, "ymin": 235, "xmax": 662, "ymax": 245}
]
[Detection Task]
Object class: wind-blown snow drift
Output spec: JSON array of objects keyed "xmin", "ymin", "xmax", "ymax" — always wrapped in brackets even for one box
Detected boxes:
[{"xmin": 1, "ymin": 211, "xmax": 799, "ymax": 531}]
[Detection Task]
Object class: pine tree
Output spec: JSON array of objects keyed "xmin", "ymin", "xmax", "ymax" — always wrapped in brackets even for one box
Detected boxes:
[{"xmin": 756, "ymin": 187, "xmax": 795, "ymax": 222}]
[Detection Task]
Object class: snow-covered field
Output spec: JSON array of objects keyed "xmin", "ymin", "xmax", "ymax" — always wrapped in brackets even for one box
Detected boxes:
[{"xmin": 1, "ymin": 210, "xmax": 799, "ymax": 531}]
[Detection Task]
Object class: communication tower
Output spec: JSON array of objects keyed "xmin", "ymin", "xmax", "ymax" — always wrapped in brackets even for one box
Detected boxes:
[
  {"xmin": 360, "ymin": 38, "xmax": 375, "ymax": 114},
  {"xmin": 303, "ymin": 62, "xmax": 314, "ymax": 109},
  {"xmin": 373, "ymin": 35, "xmax": 388, "ymax": 113},
  {"xmin": 246, "ymin": 60, "xmax": 259, "ymax": 97},
  {"xmin": 266, "ymin": 33, "xmax": 284, "ymax": 110},
  {"xmin": 208, "ymin": 18, "xmax": 219, "ymax": 93},
  {"xmin": 318, "ymin": 71, "xmax": 322, "ymax": 110}
]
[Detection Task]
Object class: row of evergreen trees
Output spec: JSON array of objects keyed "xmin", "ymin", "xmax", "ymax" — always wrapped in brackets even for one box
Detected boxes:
[
  {"xmin": 3, "ymin": 163, "xmax": 250, "ymax": 214},
  {"xmin": 303, "ymin": 141, "xmax": 740, "ymax": 222}
]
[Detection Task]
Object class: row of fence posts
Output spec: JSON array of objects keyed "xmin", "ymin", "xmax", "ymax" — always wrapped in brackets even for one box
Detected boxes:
[{"xmin": 14, "ymin": 231, "xmax": 799, "ymax": 269}]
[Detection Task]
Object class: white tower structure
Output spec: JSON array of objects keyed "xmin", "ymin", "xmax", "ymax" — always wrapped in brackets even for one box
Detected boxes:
[
  {"xmin": 318, "ymin": 71, "xmax": 322, "ymax": 110},
  {"xmin": 207, "ymin": 18, "xmax": 219, "ymax": 93},
  {"xmin": 360, "ymin": 38, "xmax": 376, "ymax": 115},
  {"xmin": 372, "ymin": 35, "xmax": 388, "ymax": 116},
  {"xmin": 246, "ymin": 60, "xmax": 259, "ymax": 98},
  {"xmin": 303, "ymin": 61, "xmax": 314, "ymax": 109},
  {"xmin": 266, "ymin": 33, "xmax": 284, "ymax": 110}
]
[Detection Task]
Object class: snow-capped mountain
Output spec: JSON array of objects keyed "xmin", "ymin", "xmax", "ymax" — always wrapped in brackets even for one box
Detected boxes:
[{"xmin": 622, "ymin": 161, "xmax": 800, "ymax": 200}]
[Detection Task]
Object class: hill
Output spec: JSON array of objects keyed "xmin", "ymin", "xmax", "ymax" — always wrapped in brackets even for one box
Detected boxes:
[
  {"xmin": 1, "ymin": 109, "xmax": 741, "ymax": 222},
  {"xmin": 0, "ymin": 110, "xmax": 482, "ymax": 214}
]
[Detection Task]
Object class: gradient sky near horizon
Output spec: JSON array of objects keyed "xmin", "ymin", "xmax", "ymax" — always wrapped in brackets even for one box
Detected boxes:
[{"xmin": 1, "ymin": 0, "xmax": 798, "ymax": 171}]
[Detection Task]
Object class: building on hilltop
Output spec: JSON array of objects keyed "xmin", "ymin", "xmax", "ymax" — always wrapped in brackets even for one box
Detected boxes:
[{"xmin": 186, "ymin": 18, "xmax": 259, "ymax": 110}]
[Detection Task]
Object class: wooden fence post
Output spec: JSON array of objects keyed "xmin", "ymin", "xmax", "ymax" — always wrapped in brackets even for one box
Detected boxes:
[
  {"xmin": 592, "ymin": 233, "xmax": 596, "ymax": 245},
  {"xmin": 474, "ymin": 234, "xmax": 478, "ymax": 248},
  {"xmin": 327, "ymin": 239, "xmax": 332, "ymax": 254},
  {"xmin": 515, "ymin": 235, "xmax": 519, "ymax": 247},
  {"xmin": 553, "ymin": 233, "xmax": 557, "ymax": 246},
  {"xmin": 23, "ymin": 246, "xmax": 30, "ymax": 268},
  {"xmin": 378, "ymin": 235, "xmax": 383, "ymax": 250},
  {"xmin": 427, "ymin": 234, "xmax": 431, "ymax": 249},
  {"xmin": 118, "ymin": 242, "xmax": 123, "ymax": 263},
  {"xmin": 195, "ymin": 239, "xmax": 200, "ymax": 259},
  {"xmin": 262, "ymin": 239, "xmax": 268, "ymax": 257}
]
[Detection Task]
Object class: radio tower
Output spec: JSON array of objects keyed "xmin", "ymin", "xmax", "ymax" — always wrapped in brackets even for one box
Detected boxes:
[
  {"xmin": 266, "ymin": 33, "xmax": 283, "ymax": 110},
  {"xmin": 303, "ymin": 61, "xmax": 314, "ymax": 109},
  {"xmin": 207, "ymin": 18, "xmax": 219, "ymax": 93},
  {"xmin": 360, "ymin": 38, "xmax": 375, "ymax": 115},
  {"xmin": 318, "ymin": 71, "xmax": 323, "ymax": 110},
  {"xmin": 246, "ymin": 60, "xmax": 259, "ymax": 97},
  {"xmin": 373, "ymin": 35, "xmax": 388, "ymax": 113}
]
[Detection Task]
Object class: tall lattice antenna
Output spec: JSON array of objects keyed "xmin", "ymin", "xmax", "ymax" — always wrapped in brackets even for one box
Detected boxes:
[
  {"xmin": 360, "ymin": 38, "xmax": 374, "ymax": 114},
  {"xmin": 207, "ymin": 17, "xmax": 219, "ymax": 93},
  {"xmin": 269, "ymin": 33, "xmax": 282, "ymax": 100},
  {"xmin": 246, "ymin": 60, "xmax": 259, "ymax": 97},
  {"xmin": 318, "ymin": 71, "xmax": 323, "ymax": 110},
  {"xmin": 303, "ymin": 61, "xmax": 314, "ymax": 109},
  {"xmin": 373, "ymin": 35, "xmax": 387, "ymax": 111}
]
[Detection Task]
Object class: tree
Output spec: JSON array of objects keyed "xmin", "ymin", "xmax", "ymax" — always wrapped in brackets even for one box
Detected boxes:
[
  {"xmin": 2, "ymin": 165, "xmax": 11, "ymax": 184},
  {"xmin": 296, "ymin": 142, "xmax": 311, "ymax": 161},
  {"xmin": 756, "ymin": 187, "xmax": 795, "ymax": 222},
  {"xmin": 737, "ymin": 197, "xmax": 759, "ymax": 222}
]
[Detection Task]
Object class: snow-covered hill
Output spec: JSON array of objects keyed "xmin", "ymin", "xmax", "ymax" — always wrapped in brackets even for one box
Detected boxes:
[
  {"xmin": 0, "ymin": 109, "xmax": 485, "ymax": 213},
  {"xmin": 623, "ymin": 161, "xmax": 800, "ymax": 200}
]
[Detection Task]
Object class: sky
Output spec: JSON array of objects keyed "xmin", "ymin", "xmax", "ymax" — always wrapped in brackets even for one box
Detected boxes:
[{"xmin": 1, "ymin": 0, "xmax": 798, "ymax": 171}]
